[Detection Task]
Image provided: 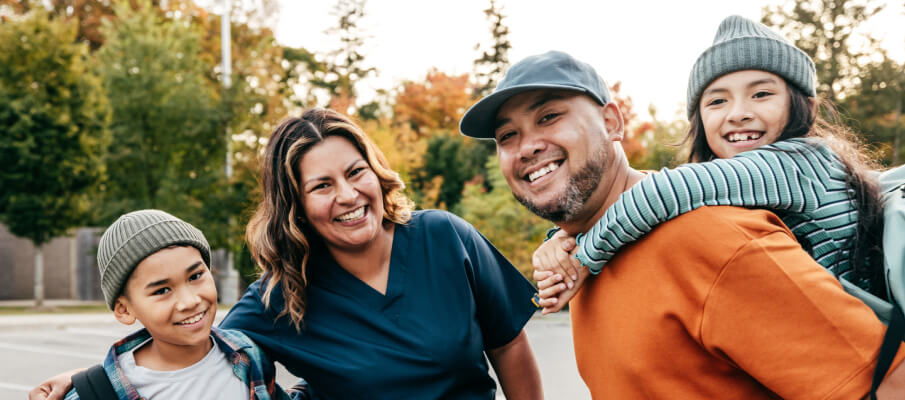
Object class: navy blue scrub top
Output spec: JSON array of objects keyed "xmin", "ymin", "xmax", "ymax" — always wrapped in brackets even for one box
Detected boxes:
[{"xmin": 220, "ymin": 210, "xmax": 538, "ymax": 399}]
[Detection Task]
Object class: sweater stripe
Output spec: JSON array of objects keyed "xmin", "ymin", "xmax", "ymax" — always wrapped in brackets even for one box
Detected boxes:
[{"xmin": 577, "ymin": 138, "xmax": 858, "ymax": 284}]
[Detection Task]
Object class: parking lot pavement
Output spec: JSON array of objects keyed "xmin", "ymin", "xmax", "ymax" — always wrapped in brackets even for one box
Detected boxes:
[{"xmin": 0, "ymin": 311, "xmax": 588, "ymax": 399}]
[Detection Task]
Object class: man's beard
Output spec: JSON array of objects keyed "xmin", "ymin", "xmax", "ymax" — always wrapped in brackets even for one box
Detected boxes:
[{"xmin": 514, "ymin": 147, "xmax": 606, "ymax": 223}]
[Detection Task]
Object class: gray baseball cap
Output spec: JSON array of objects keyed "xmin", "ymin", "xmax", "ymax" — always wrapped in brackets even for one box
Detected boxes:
[{"xmin": 460, "ymin": 50, "xmax": 611, "ymax": 139}]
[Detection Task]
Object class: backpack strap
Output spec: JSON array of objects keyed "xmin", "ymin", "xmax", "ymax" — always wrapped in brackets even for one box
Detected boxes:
[
  {"xmin": 870, "ymin": 301, "xmax": 905, "ymax": 400},
  {"xmin": 72, "ymin": 364, "xmax": 118, "ymax": 400}
]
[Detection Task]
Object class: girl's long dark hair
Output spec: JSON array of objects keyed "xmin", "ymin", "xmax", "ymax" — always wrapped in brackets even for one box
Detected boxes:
[{"xmin": 685, "ymin": 85, "xmax": 887, "ymax": 297}]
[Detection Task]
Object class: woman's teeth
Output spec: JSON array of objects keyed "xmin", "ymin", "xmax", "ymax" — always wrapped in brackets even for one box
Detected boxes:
[
  {"xmin": 727, "ymin": 132, "xmax": 763, "ymax": 143},
  {"xmin": 177, "ymin": 311, "xmax": 204, "ymax": 325},
  {"xmin": 528, "ymin": 162, "xmax": 560, "ymax": 182},
  {"xmin": 336, "ymin": 206, "xmax": 365, "ymax": 222}
]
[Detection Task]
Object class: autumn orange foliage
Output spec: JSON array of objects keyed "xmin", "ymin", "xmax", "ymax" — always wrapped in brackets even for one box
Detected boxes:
[
  {"xmin": 610, "ymin": 82, "xmax": 654, "ymax": 166},
  {"xmin": 393, "ymin": 69, "xmax": 473, "ymax": 136}
]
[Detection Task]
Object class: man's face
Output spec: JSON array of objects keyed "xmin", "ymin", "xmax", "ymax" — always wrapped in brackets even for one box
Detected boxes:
[{"xmin": 493, "ymin": 90, "xmax": 616, "ymax": 223}]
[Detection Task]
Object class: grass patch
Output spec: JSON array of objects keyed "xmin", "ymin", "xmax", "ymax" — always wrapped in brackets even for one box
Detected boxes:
[
  {"xmin": 0, "ymin": 304, "xmax": 110, "ymax": 315},
  {"xmin": 0, "ymin": 303, "xmax": 236, "ymax": 315}
]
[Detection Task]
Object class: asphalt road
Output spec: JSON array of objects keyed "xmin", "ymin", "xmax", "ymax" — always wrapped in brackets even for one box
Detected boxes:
[{"xmin": 0, "ymin": 311, "xmax": 589, "ymax": 399}]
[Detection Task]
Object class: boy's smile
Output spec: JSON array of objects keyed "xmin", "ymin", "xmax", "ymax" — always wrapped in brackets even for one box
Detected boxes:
[{"xmin": 114, "ymin": 246, "xmax": 217, "ymax": 370}]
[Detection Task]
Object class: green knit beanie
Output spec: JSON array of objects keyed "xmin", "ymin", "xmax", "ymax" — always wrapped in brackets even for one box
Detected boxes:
[
  {"xmin": 687, "ymin": 15, "xmax": 816, "ymax": 119},
  {"xmin": 97, "ymin": 209, "xmax": 211, "ymax": 310}
]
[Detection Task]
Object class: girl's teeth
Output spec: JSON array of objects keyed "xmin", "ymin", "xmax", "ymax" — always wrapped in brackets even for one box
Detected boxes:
[{"xmin": 728, "ymin": 132, "xmax": 763, "ymax": 142}]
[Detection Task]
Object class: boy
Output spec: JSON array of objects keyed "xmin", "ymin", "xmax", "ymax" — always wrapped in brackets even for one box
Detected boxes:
[{"xmin": 60, "ymin": 209, "xmax": 306, "ymax": 399}]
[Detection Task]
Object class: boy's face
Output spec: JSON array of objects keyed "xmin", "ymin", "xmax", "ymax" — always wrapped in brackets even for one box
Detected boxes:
[{"xmin": 114, "ymin": 246, "xmax": 217, "ymax": 350}]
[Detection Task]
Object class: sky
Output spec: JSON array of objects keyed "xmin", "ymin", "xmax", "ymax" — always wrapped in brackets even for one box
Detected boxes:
[{"xmin": 267, "ymin": 0, "xmax": 905, "ymax": 120}]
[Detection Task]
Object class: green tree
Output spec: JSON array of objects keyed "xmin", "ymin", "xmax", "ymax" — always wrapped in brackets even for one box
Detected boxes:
[
  {"xmin": 394, "ymin": 71, "xmax": 494, "ymax": 210},
  {"xmin": 317, "ymin": 0, "xmax": 375, "ymax": 116},
  {"xmin": 413, "ymin": 134, "xmax": 490, "ymax": 210},
  {"xmin": 95, "ymin": 1, "xmax": 223, "ymax": 239},
  {"xmin": 457, "ymin": 158, "xmax": 549, "ymax": 280},
  {"xmin": 196, "ymin": 9, "xmax": 315, "ymax": 281},
  {"xmin": 762, "ymin": 0, "xmax": 884, "ymax": 102},
  {"xmin": 0, "ymin": 8, "xmax": 110, "ymax": 306},
  {"xmin": 844, "ymin": 54, "xmax": 905, "ymax": 165},
  {"xmin": 472, "ymin": 0, "xmax": 511, "ymax": 98},
  {"xmin": 465, "ymin": 0, "xmax": 513, "ymax": 193}
]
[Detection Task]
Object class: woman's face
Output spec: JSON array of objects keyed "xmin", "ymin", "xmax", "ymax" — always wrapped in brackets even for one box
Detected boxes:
[
  {"xmin": 699, "ymin": 69, "xmax": 791, "ymax": 159},
  {"xmin": 299, "ymin": 136, "xmax": 386, "ymax": 251}
]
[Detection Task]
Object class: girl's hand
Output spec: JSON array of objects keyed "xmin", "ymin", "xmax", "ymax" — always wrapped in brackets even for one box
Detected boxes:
[
  {"xmin": 534, "ymin": 267, "xmax": 589, "ymax": 314},
  {"xmin": 532, "ymin": 230, "xmax": 582, "ymax": 289}
]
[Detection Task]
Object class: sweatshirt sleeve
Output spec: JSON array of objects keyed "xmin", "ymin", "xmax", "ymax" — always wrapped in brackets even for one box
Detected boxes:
[{"xmin": 576, "ymin": 138, "xmax": 844, "ymax": 273}]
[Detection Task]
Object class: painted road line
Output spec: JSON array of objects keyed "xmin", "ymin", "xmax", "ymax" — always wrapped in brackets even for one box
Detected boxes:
[
  {"xmin": 64, "ymin": 326, "xmax": 129, "ymax": 338},
  {"xmin": 0, "ymin": 381, "xmax": 33, "ymax": 392},
  {"xmin": 0, "ymin": 341, "xmax": 97, "ymax": 360}
]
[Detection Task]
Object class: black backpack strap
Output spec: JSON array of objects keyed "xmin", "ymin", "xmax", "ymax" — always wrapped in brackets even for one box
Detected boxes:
[
  {"xmin": 72, "ymin": 364, "xmax": 118, "ymax": 400},
  {"xmin": 871, "ymin": 302, "xmax": 905, "ymax": 400}
]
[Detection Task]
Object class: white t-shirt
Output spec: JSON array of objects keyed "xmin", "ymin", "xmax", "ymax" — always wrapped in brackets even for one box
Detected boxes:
[{"xmin": 119, "ymin": 338, "xmax": 248, "ymax": 400}]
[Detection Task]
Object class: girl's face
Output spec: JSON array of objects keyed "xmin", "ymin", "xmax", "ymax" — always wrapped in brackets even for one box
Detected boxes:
[
  {"xmin": 699, "ymin": 70, "xmax": 791, "ymax": 159},
  {"xmin": 299, "ymin": 136, "xmax": 386, "ymax": 252}
]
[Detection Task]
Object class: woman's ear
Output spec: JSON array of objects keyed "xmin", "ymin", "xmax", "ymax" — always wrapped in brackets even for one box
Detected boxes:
[{"xmin": 113, "ymin": 297, "xmax": 137, "ymax": 325}]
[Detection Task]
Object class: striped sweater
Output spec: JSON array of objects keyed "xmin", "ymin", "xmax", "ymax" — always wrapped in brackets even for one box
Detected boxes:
[{"xmin": 577, "ymin": 138, "xmax": 859, "ymax": 281}]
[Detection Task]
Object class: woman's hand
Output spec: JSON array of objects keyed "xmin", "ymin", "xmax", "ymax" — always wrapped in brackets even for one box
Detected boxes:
[{"xmin": 28, "ymin": 368, "xmax": 82, "ymax": 400}]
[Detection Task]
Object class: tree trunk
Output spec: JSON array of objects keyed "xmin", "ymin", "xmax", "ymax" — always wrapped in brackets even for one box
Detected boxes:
[{"xmin": 34, "ymin": 245, "xmax": 44, "ymax": 308}]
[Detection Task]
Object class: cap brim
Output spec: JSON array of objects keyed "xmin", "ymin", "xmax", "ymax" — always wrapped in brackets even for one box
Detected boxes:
[{"xmin": 459, "ymin": 83, "xmax": 592, "ymax": 139}]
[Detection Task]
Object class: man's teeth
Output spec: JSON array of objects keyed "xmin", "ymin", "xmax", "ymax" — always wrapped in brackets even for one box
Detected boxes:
[
  {"xmin": 528, "ymin": 162, "xmax": 560, "ymax": 182},
  {"xmin": 177, "ymin": 312, "xmax": 204, "ymax": 325},
  {"xmin": 727, "ymin": 132, "xmax": 763, "ymax": 143},
  {"xmin": 336, "ymin": 206, "xmax": 365, "ymax": 222}
]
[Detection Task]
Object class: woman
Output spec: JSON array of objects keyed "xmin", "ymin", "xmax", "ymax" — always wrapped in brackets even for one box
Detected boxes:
[
  {"xmin": 220, "ymin": 108, "xmax": 542, "ymax": 399},
  {"xmin": 30, "ymin": 108, "xmax": 542, "ymax": 400}
]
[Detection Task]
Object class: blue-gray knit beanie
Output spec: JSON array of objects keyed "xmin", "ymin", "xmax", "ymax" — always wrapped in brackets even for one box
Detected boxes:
[
  {"xmin": 96, "ymin": 209, "xmax": 211, "ymax": 310},
  {"xmin": 687, "ymin": 15, "xmax": 816, "ymax": 119}
]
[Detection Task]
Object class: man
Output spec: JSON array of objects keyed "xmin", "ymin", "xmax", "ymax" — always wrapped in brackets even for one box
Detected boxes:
[{"xmin": 460, "ymin": 50, "xmax": 905, "ymax": 399}]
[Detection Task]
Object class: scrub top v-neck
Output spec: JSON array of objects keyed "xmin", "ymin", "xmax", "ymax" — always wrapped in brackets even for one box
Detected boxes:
[
  {"xmin": 314, "ymin": 223, "xmax": 406, "ymax": 312},
  {"xmin": 221, "ymin": 210, "xmax": 538, "ymax": 400}
]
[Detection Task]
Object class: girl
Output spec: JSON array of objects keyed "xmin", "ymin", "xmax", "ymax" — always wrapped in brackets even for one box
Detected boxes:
[{"xmin": 534, "ymin": 15, "xmax": 886, "ymax": 310}]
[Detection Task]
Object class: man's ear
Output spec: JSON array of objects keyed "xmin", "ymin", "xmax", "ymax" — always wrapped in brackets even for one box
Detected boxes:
[
  {"xmin": 113, "ymin": 296, "xmax": 137, "ymax": 325},
  {"xmin": 601, "ymin": 102, "xmax": 625, "ymax": 141}
]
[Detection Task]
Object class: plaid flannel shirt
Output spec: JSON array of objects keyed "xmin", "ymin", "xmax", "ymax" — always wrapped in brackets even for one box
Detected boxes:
[{"xmin": 64, "ymin": 326, "xmax": 308, "ymax": 400}]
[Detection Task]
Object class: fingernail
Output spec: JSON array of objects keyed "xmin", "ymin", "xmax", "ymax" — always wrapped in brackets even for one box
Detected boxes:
[
  {"xmin": 572, "ymin": 274, "xmax": 578, "ymax": 281},
  {"xmin": 567, "ymin": 281, "xmax": 573, "ymax": 289}
]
